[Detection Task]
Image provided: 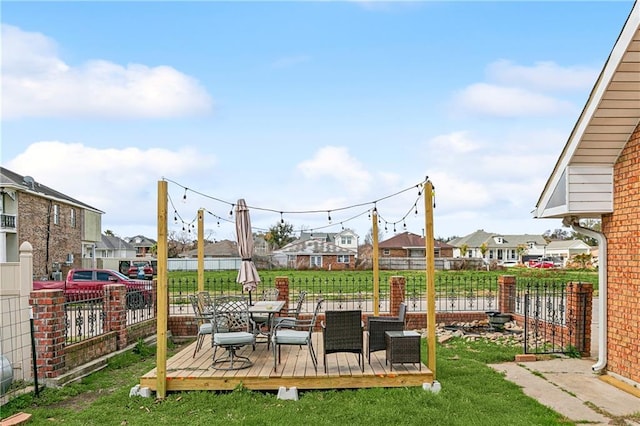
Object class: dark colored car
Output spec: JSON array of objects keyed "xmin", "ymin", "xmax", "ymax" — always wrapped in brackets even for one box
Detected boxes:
[{"xmin": 127, "ymin": 261, "xmax": 154, "ymax": 280}]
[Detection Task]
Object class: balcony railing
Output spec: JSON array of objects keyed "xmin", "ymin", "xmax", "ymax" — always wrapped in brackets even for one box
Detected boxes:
[{"xmin": 0, "ymin": 213, "xmax": 16, "ymax": 230}]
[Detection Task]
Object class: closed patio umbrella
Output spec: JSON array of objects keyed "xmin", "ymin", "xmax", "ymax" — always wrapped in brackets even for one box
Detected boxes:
[{"xmin": 235, "ymin": 198, "xmax": 260, "ymax": 304}]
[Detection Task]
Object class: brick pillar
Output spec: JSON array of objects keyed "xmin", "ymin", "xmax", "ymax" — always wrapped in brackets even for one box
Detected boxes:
[
  {"xmin": 29, "ymin": 289, "xmax": 66, "ymax": 379},
  {"xmin": 104, "ymin": 284, "xmax": 127, "ymax": 349},
  {"xmin": 566, "ymin": 282, "xmax": 593, "ymax": 357},
  {"xmin": 389, "ymin": 276, "xmax": 406, "ymax": 317},
  {"xmin": 499, "ymin": 275, "xmax": 516, "ymax": 314},
  {"xmin": 275, "ymin": 277, "xmax": 289, "ymax": 303}
]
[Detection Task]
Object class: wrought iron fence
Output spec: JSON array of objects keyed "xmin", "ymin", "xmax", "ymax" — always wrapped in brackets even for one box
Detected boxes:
[
  {"xmin": 126, "ymin": 288, "xmax": 156, "ymax": 325},
  {"xmin": 517, "ymin": 281, "xmax": 588, "ymax": 355},
  {"xmin": 64, "ymin": 291, "xmax": 105, "ymax": 344},
  {"xmin": 167, "ymin": 274, "xmax": 502, "ymax": 315},
  {"xmin": 405, "ymin": 274, "xmax": 499, "ymax": 312}
]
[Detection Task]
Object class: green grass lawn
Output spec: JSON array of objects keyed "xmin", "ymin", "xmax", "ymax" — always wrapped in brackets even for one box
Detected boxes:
[{"xmin": 1, "ymin": 338, "xmax": 573, "ymax": 425}]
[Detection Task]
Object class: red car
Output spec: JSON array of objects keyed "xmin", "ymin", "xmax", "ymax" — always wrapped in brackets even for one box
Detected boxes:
[
  {"xmin": 127, "ymin": 261, "xmax": 154, "ymax": 280},
  {"xmin": 529, "ymin": 260, "xmax": 554, "ymax": 268}
]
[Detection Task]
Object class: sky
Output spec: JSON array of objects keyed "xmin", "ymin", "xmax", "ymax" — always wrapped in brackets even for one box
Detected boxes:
[{"xmin": 1, "ymin": 1, "xmax": 636, "ymax": 244}]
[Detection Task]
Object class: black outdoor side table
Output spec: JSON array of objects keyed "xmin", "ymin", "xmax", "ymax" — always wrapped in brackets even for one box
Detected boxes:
[{"xmin": 385, "ymin": 331, "xmax": 421, "ymax": 371}]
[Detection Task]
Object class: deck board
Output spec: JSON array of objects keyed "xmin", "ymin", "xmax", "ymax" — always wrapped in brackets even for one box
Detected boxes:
[{"xmin": 141, "ymin": 331, "xmax": 432, "ymax": 392}]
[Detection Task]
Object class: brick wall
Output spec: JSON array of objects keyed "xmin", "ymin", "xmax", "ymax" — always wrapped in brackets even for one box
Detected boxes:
[
  {"xmin": 18, "ymin": 192, "xmax": 82, "ymax": 279},
  {"xmin": 601, "ymin": 122, "xmax": 640, "ymax": 384}
]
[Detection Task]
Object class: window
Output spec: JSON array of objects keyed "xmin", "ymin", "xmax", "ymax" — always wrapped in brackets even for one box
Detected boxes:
[
  {"xmin": 70, "ymin": 208, "xmax": 76, "ymax": 228},
  {"xmin": 53, "ymin": 204, "xmax": 60, "ymax": 225},
  {"xmin": 341, "ymin": 236, "xmax": 352, "ymax": 245},
  {"xmin": 527, "ymin": 241, "xmax": 535, "ymax": 249},
  {"xmin": 383, "ymin": 249, "xmax": 390, "ymax": 256},
  {"xmin": 96, "ymin": 271, "xmax": 112, "ymax": 281},
  {"xmin": 72, "ymin": 270, "xmax": 92, "ymax": 280},
  {"xmin": 310, "ymin": 256, "xmax": 322, "ymax": 268},
  {"xmin": 337, "ymin": 255, "xmax": 350, "ymax": 263}
]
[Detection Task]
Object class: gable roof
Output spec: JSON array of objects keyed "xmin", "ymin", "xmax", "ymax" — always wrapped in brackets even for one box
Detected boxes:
[
  {"xmin": 545, "ymin": 239, "xmax": 592, "ymax": 250},
  {"xmin": 535, "ymin": 2, "xmax": 640, "ymax": 219},
  {"xmin": 448, "ymin": 230, "xmax": 547, "ymax": 248},
  {"xmin": 125, "ymin": 235, "xmax": 157, "ymax": 246},
  {"xmin": 377, "ymin": 231, "xmax": 454, "ymax": 249},
  {"xmin": 96, "ymin": 234, "xmax": 134, "ymax": 250},
  {"xmin": 181, "ymin": 239, "xmax": 238, "ymax": 257},
  {"xmin": 0, "ymin": 166, "xmax": 104, "ymax": 213},
  {"xmin": 275, "ymin": 239, "xmax": 356, "ymax": 256}
]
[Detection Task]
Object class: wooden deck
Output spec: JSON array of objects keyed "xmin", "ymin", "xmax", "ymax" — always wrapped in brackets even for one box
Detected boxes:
[{"xmin": 140, "ymin": 332, "xmax": 433, "ymax": 392}]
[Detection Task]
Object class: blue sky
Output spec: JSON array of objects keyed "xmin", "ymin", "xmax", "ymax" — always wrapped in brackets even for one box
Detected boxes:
[{"xmin": 1, "ymin": 1, "xmax": 635, "ymax": 243}]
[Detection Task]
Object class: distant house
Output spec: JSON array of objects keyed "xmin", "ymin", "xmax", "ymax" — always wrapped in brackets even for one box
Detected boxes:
[
  {"xmin": 545, "ymin": 240, "xmax": 592, "ymax": 266},
  {"xmin": 0, "ymin": 167, "xmax": 103, "ymax": 278},
  {"xmin": 534, "ymin": 2, "xmax": 639, "ymax": 387},
  {"xmin": 95, "ymin": 233, "xmax": 136, "ymax": 259},
  {"xmin": 448, "ymin": 230, "xmax": 547, "ymax": 264},
  {"xmin": 179, "ymin": 239, "xmax": 238, "ymax": 258},
  {"xmin": 378, "ymin": 231, "xmax": 454, "ymax": 258},
  {"xmin": 125, "ymin": 235, "xmax": 156, "ymax": 257},
  {"xmin": 298, "ymin": 229, "xmax": 359, "ymax": 254},
  {"xmin": 272, "ymin": 239, "xmax": 356, "ymax": 270}
]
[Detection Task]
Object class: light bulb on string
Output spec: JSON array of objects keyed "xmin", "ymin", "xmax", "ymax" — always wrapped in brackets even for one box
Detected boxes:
[
  {"xmin": 182, "ymin": 188, "xmax": 188, "ymax": 203},
  {"xmin": 327, "ymin": 211, "xmax": 332, "ymax": 224},
  {"xmin": 393, "ymin": 224, "xmax": 397, "ymax": 233},
  {"xmin": 403, "ymin": 221, "xmax": 407, "ymax": 230},
  {"xmin": 174, "ymin": 211, "xmax": 178, "ymax": 224},
  {"xmin": 280, "ymin": 212, "xmax": 284, "ymax": 224},
  {"xmin": 384, "ymin": 223, "xmax": 388, "ymax": 232},
  {"xmin": 229, "ymin": 204, "xmax": 234, "ymax": 218},
  {"xmin": 217, "ymin": 220, "xmax": 220, "ymax": 227},
  {"xmin": 415, "ymin": 205, "xmax": 419, "ymax": 216}
]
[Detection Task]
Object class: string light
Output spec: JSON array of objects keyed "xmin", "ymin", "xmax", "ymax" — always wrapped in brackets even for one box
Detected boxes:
[{"xmin": 164, "ymin": 177, "xmax": 433, "ymax": 236}]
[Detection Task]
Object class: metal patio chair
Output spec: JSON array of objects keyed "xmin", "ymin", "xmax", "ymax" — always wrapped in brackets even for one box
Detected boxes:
[
  {"xmin": 188, "ymin": 294, "xmax": 214, "ymax": 358},
  {"xmin": 272, "ymin": 298, "xmax": 323, "ymax": 373},
  {"xmin": 210, "ymin": 296, "xmax": 256, "ymax": 370},
  {"xmin": 273, "ymin": 290, "xmax": 308, "ymax": 327}
]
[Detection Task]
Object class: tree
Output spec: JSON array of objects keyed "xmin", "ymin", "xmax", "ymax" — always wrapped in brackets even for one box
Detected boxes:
[
  {"xmin": 104, "ymin": 229, "xmax": 115, "ymax": 236},
  {"xmin": 543, "ymin": 228, "xmax": 572, "ymax": 241},
  {"xmin": 479, "ymin": 242, "xmax": 488, "ymax": 260},
  {"xmin": 459, "ymin": 243, "xmax": 469, "ymax": 258},
  {"xmin": 265, "ymin": 221, "xmax": 295, "ymax": 249},
  {"xmin": 364, "ymin": 227, "xmax": 384, "ymax": 245},
  {"xmin": 516, "ymin": 244, "xmax": 527, "ymax": 263},
  {"xmin": 571, "ymin": 219, "xmax": 601, "ymax": 246}
]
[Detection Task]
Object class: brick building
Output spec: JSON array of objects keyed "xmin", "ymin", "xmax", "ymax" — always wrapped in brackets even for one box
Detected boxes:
[
  {"xmin": 535, "ymin": 3, "xmax": 639, "ymax": 388},
  {"xmin": 0, "ymin": 167, "xmax": 103, "ymax": 279}
]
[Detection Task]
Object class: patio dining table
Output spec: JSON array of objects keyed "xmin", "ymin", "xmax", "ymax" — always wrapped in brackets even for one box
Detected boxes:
[{"xmin": 249, "ymin": 300, "xmax": 285, "ymax": 344}]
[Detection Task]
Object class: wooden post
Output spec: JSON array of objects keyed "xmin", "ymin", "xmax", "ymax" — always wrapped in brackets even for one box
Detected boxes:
[
  {"xmin": 424, "ymin": 180, "xmax": 436, "ymax": 378},
  {"xmin": 197, "ymin": 209, "xmax": 204, "ymax": 293},
  {"xmin": 372, "ymin": 208, "xmax": 380, "ymax": 316},
  {"xmin": 156, "ymin": 180, "xmax": 168, "ymax": 399}
]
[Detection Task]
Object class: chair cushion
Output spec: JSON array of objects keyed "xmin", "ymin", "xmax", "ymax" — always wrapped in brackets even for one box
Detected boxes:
[
  {"xmin": 199, "ymin": 323, "xmax": 213, "ymax": 334},
  {"xmin": 273, "ymin": 329, "xmax": 309, "ymax": 345},
  {"xmin": 214, "ymin": 332, "xmax": 255, "ymax": 345}
]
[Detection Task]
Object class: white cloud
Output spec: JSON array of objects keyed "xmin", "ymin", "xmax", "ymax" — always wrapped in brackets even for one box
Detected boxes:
[
  {"xmin": 296, "ymin": 146, "xmax": 373, "ymax": 193},
  {"xmin": 6, "ymin": 141, "xmax": 217, "ymax": 234},
  {"xmin": 429, "ymin": 131, "xmax": 479, "ymax": 154},
  {"xmin": 449, "ymin": 60, "xmax": 597, "ymax": 118},
  {"xmin": 451, "ymin": 83, "xmax": 575, "ymax": 117},
  {"xmin": 1, "ymin": 24, "xmax": 213, "ymax": 119},
  {"xmin": 486, "ymin": 59, "xmax": 598, "ymax": 92}
]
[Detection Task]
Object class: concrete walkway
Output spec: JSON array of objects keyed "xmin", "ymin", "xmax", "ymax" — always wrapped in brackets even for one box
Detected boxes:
[
  {"xmin": 490, "ymin": 298, "xmax": 639, "ymax": 425},
  {"xmin": 490, "ymin": 358, "xmax": 640, "ymax": 425}
]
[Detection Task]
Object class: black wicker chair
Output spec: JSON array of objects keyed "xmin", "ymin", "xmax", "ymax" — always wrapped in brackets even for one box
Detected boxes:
[
  {"xmin": 366, "ymin": 302, "xmax": 407, "ymax": 363},
  {"xmin": 322, "ymin": 310, "xmax": 364, "ymax": 373}
]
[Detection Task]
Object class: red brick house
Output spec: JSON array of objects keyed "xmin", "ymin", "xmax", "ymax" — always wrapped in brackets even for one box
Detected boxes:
[
  {"xmin": 535, "ymin": 2, "xmax": 639, "ymax": 388},
  {"xmin": 0, "ymin": 167, "xmax": 103, "ymax": 279},
  {"xmin": 272, "ymin": 239, "xmax": 356, "ymax": 270},
  {"xmin": 379, "ymin": 231, "xmax": 454, "ymax": 258}
]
